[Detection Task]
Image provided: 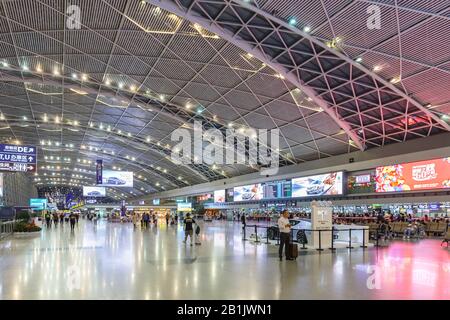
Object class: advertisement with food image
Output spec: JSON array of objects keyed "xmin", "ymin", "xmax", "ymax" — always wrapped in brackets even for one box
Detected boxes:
[{"xmin": 375, "ymin": 157, "xmax": 450, "ymax": 193}]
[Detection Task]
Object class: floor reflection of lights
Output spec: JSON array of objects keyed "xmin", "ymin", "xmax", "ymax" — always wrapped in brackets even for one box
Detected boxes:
[{"xmin": 0, "ymin": 220, "xmax": 448, "ymax": 299}]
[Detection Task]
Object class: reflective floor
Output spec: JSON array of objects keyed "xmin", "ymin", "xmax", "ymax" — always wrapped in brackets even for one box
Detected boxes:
[{"xmin": 0, "ymin": 219, "xmax": 449, "ymax": 300}]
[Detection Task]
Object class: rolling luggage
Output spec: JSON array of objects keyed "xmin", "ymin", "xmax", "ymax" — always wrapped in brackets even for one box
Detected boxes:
[{"xmin": 289, "ymin": 243, "xmax": 298, "ymax": 260}]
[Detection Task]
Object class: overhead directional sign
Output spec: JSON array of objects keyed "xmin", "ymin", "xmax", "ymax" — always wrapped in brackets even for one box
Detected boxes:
[{"xmin": 0, "ymin": 144, "xmax": 37, "ymax": 173}]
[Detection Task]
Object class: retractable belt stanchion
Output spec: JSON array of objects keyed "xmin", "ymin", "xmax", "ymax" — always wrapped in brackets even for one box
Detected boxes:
[
  {"xmin": 329, "ymin": 227, "xmax": 336, "ymax": 251},
  {"xmin": 347, "ymin": 229, "xmax": 354, "ymax": 249}
]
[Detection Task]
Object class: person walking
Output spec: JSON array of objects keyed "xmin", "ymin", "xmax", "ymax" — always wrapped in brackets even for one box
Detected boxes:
[
  {"xmin": 278, "ymin": 210, "xmax": 293, "ymax": 261},
  {"xmin": 183, "ymin": 213, "xmax": 196, "ymax": 246},
  {"xmin": 69, "ymin": 212, "xmax": 77, "ymax": 231},
  {"xmin": 53, "ymin": 212, "xmax": 59, "ymax": 227}
]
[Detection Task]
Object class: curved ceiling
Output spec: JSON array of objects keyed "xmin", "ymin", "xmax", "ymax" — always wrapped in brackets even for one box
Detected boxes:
[{"xmin": 0, "ymin": 0, "xmax": 448, "ymax": 200}]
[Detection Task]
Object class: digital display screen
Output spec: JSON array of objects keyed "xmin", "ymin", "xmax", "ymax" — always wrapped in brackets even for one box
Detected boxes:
[
  {"xmin": 291, "ymin": 172, "xmax": 343, "ymax": 198},
  {"xmin": 233, "ymin": 184, "xmax": 263, "ymax": 202},
  {"xmin": 261, "ymin": 179, "xmax": 292, "ymax": 199},
  {"xmin": 83, "ymin": 186, "xmax": 106, "ymax": 197},
  {"xmin": 152, "ymin": 199, "xmax": 160, "ymax": 205},
  {"xmin": 214, "ymin": 190, "xmax": 225, "ymax": 203},
  {"xmin": 101, "ymin": 170, "xmax": 134, "ymax": 187},
  {"xmin": 375, "ymin": 157, "xmax": 450, "ymax": 192}
]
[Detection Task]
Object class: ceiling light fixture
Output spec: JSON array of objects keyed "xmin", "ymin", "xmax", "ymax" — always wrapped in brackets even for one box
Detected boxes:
[{"xmin": 303, "ymin": 26, "xmax": 311, "ymax": 33}]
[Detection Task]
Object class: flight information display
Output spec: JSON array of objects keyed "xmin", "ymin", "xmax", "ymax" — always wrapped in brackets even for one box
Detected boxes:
[{"xmin": 261, "ymin": 179, "xmax": 292, "ymax": 199}]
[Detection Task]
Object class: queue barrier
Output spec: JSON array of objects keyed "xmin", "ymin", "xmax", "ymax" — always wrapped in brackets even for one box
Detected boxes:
[
  {"xmin": 0, "ymin": 220, "xmax": 16, "ymax": 239},
  {"xmin": 243, "ymin": 224, "xmax": 377, "ymax": 251}
]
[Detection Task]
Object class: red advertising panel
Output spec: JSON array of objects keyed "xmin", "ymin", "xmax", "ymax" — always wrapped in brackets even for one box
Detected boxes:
[{"xmin": 375, "ymin": 157, "xmax": 450, "ymax": 193}]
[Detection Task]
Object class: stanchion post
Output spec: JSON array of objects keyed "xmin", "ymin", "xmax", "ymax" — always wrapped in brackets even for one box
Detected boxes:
[
  {"xmin": 376, "ymin": 228, "xmax": 379, "ymax": 247},
  {"xmin": 347, "ymin": 229, "xmax": 354, "ymax": 249},
  {"xmin": 266, "ymin": 226, "xmax": 269, "ymax": 244},
  {"xmin": 329, "ymin": 227, "xmax": 336, "ymax": 251},
  {"xmin": 317, "ymin": 230, "xmax": 324, "ymax": 251},
  {"xmin": 255, "ymin": 225, "xmax": 260, "ymax": 243},
  {"xmin": 360, "ymin": 228, "xmax": 368, "ymax": 248},
  {"xmin": 300, "ymin": 229, "xmax": 308, "ymax": 249},
  {"xmin": 243, "ymin": 225, "xmax": 247, "ymax": 241}
]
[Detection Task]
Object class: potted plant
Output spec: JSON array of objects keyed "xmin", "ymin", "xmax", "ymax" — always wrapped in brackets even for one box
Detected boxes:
[{"xmin": 13, "ymin": 219, "xmax": 42, "ymax": 237}]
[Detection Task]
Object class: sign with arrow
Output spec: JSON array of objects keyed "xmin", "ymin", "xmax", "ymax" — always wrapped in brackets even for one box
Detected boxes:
[{"xmin": 0, "ymin": 143, "xmax": 37, "ymax": 173}]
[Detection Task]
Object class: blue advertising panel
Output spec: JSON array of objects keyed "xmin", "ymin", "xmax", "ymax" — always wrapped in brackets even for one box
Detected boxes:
[
  {"xmin": 0, "ymin": 144, "xmax": 37, "ymax": 173},
  {"xmin": 96, "ymin": 159, "xmax": 103, "ymax": 185}
]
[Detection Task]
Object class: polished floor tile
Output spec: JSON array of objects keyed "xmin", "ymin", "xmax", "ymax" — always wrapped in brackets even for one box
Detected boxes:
[{"xmin": 0, "ymin": 219, "xmax": 448, "ymax": 300}]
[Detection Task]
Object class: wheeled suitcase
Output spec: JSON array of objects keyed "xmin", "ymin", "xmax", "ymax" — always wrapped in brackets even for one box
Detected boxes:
[{"xmin": 289, "ymin": 243, "xmax": 298, "ymax": 260}]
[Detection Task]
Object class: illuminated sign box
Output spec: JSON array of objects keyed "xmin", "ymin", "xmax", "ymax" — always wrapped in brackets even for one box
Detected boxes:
[
  {"xmin": 291, "ymin": 172, "xmax": 343, "ymax": 198},
  {"xmin": 375, "ymin": 157, "xmax": 450, "ymax": 193},
  {"xmin": 30, "ymin": 198, "xmax": 48, "ymax": 210},
  {"xmin": 177, "ymin": 203, "xmax": 192, "ymax": 212}
]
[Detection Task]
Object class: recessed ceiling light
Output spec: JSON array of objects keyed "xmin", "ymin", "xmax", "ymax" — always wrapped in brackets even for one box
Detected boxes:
[
  {"xmin": 36, "ymin": 65, "xmax": 42, "ymax": 73},
  {"xmin": 373, "ymin": 65, "xmax": 382, "ymax": 72},
  {"xmin": 1, "ymin": 61, "xmax": 8, "ymax": 68},
  {"xmin": 288, "ymin": 18, "xmax": 296, "ymax": 26},
  {"xmin": 81, "ymin": 74, "xmax": 88, "ymax": 81},
  {"xmin": 390, "ymin": 76, "xmax": 401, "ymax": 84},
  {"xmin": 355, "ymin": 57, "xmax": 363, "ymax": 63},
  {"xmin": 303, "ymin": 26, "xmax": 311, "ymax": 33},
  {"xmin": 72, "ymin": 73, "xmax": 77, "ymax": 79},
  {"xmin": 105, "ymin": 79, "xmax": 111, "ymax": 86}
]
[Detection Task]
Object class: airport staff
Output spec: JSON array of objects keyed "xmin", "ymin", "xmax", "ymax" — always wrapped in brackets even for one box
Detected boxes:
[{"xmin": 278, "ymin": 210, "xmax": 293, "ymax": 261}]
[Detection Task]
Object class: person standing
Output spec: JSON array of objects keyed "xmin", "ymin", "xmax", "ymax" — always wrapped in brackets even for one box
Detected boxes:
[
  {"xmin": 45, "ymin": 211, "xmax": 52, "ymax": 228},
  {"xmin": 183, "ymin": 213, "xmax": 196, "ymax": 246},
  {"xmin": 132, "ymin": 212, "xmax": 138, "ymax": 229},
  {"xmin": 278, "ymin": 210, "xmax": 293, "ymax": 261},
  {"xmin": 165, "ymin": 212, "xmax": 170, "ymax": 226}
]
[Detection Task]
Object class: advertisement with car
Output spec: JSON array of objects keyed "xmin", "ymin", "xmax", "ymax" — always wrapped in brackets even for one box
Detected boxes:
[
  {"xmin": 83, "ymin": 186, "xmax": 106, "ymax": 197},
  {"xmin": 100, "ymin": 170, "xmax": 134, "ymax": 187},
  {"xmin": 291, "ymin": 172, "xmax": 343, "ymax": 198},
  {"xmin": 233, "ymin": 184, "xmax": 263, "ymax": 202}
]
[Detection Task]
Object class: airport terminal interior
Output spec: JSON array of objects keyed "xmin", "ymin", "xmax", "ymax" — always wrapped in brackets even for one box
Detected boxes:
[{"xmin": 0, "ymin": 0, "xmax": 449, "ymax": 300}]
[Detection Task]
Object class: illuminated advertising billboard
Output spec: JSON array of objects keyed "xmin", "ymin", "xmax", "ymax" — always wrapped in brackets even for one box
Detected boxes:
[
  {"xmin": 152, "ymin": 199, "xmax": 160, "ymax": 205},
  {"xmin": 214, "ymin": 190, "xmax": 225, "ymax": 203},
  {"xmin": 375, "ymin": 157, "xmax": 450, "ymax": 193},
  {"xmin": 291, "ymin": 172, "xmax": 343, "ymax": 198},
  {"xmin": 261, "ymin": 179, "xmax": 292, "ymax": 199},
  {"xmin": 177, "ymin": 202, "xmax": 192, "ymax": 212},
  {"xmin": 83, "ymin": 186, "xmax": 106, "ymax": 197},
  {"xmin": 101, "ymin": 170, "xmax": 133, "ymax": 187},
  {"xmin": 233, "ymin": 184, "xmax": 263, "ymax": 202}
]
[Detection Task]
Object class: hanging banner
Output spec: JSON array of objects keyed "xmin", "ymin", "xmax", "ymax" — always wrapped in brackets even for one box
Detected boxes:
[{"xmin": 96, "ymin": 159, "xmax": 103, "ymax": 185}]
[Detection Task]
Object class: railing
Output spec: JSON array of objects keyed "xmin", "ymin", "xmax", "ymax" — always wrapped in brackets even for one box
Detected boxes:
[
  {"xmin": 243, "ymin": 224, "xmax": 376, "ymax": 251},
  {"xmin": 0, "ymin": 220, "xmax": 16, "ymax": 239}
]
